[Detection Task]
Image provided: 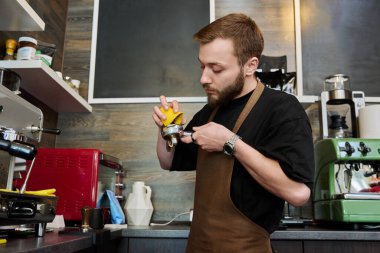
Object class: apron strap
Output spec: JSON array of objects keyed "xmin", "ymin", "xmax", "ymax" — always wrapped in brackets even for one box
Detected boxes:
[{"xmin": 232, "ymin": 81, "xmax": 265, "ymax": 133}]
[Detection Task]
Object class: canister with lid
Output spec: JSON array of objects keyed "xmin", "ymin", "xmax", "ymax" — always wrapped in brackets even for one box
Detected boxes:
[{"xmin": 16, "ymin": 36, "xmax": 38, "ymax": 60}]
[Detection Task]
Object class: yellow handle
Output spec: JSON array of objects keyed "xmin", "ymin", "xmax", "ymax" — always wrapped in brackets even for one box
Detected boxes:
[
  {"xmin": 0, "ymin": 188, "xmax": 56, "ymax": 196},
  {"xmin": 25, "ymin": 188, "xmax": 56, "ymax": 196}
]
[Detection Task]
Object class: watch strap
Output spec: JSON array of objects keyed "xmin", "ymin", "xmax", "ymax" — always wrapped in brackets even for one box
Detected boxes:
[
  {"xmin": 228, "ymin": 134, "xmax": 241, "ymax": 146},
  {"xmin": 224, "ymin": 134, "xmax": 242, "ymax": 155}
]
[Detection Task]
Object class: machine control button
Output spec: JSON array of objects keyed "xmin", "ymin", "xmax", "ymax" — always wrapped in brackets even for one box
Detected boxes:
[
  {"xmin": 339, "ymin": 142, "xmax": 355, "ymax": 156},
  {"xmin": 358, "ymin": 142, "xmax": 371, "ymax": 155}
]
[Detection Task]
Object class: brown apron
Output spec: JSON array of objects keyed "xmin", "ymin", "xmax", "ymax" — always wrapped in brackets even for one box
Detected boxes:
[{"xmin": 186, "ymin": 82, "xmax": 272, "ymax": 253}]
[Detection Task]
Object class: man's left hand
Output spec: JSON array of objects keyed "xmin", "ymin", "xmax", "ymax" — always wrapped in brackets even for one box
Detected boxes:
[{"xmin": 184, "ymin": 122, "xmax": 234, "ymax": 152}]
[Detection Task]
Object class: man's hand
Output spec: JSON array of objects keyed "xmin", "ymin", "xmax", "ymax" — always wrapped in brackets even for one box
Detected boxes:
[
  {"xmin": 182, "ymin": 122, "xmax": 234, "ymax": 152},
  {"xmin": 152, "ymin": 95, "xmax": 186, "ymax": 128}
]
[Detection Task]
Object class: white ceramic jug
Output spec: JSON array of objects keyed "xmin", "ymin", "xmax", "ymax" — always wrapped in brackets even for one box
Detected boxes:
[{"xmin": 125, "ymin": 181, "xmax": 154, "ymax": 225}]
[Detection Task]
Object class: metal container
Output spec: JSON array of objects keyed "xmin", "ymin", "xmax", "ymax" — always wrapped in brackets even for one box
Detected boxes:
[{"xmin": 324, "ymin": 74, "xmax": 351, "ymax": 93}]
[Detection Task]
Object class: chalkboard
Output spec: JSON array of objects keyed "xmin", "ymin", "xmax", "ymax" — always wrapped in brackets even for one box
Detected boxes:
[
  {"xmin": 89, "ymin": 0, "xmax": 212, "ymax": 103},
  {"xmin": 299, "ymin": 0, "xmax": 380, "ymax": 98}
]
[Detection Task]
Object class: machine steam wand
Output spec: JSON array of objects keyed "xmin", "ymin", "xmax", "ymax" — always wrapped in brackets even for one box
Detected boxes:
[{"xmin": 19, "ymin": 157, "xmax": 36, "ymax": 194}]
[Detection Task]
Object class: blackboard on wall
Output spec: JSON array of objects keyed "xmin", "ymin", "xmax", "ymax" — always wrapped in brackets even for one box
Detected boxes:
[
  {"xmin": 89, "ymin": 0, "xmax": 211, "ymax": 103},
  {"xmin": 300, "ymin": 0, "xmax": 380, "ymax": 97}
]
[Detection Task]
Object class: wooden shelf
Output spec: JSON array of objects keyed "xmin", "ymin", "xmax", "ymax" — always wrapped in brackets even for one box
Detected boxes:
[
  {"xmin": 0, "ymin": 0, "xmax": 45, "ymax": 31},
  {"xmin": 298, "ymin": 94, "xmax": 380, "ymax": 104},
  {"xmin": 0, "ymin": 60, "xmax": 92, "ymax": 112}
]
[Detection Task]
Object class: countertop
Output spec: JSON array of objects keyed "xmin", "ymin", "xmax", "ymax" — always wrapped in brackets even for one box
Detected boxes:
[
  {"xmin": 0, "ymin": 227, "xmax": 122, "ymax": 253},
  {"xmin": 123, "ymin": 223, "xmax": 380, "ymax": 241},
  {"xmin": 2, "ymin": 223, "xmax": 380, "ymax": 253}
]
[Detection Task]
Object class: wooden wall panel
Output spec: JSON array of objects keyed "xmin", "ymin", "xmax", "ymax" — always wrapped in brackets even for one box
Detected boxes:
[
  {"xmin": 0, "ymin": 0, "xmax": 68, "ymax": 72},
  {"xmin": 57, "ymin": 103, "xmax": 202, "ymax": 221},
  {"xmin": 216, "ymin": 0, "xmax": 296, "ymax": 72}
]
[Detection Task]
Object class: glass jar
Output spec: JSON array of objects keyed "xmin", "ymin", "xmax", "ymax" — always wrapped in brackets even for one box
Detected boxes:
[{"xmin": 16, "ymin": 36, "xmax": 38, "ymax": 60}]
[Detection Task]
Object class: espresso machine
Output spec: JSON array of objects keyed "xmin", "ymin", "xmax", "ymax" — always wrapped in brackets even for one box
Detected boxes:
[
  {"xmin": 314, "ymin": 74, "xmax": 380, "ymax": 225},
  {"xmin": 313, "ymin": 138, "xmax": 380, "ymax": 225},
  {"xmin": 0, "ymin": 78, "xmax": 57, "ymax": 236},
  {"xmin": 320, "ymin": 74, "xmax": 365, "ymax": 139}
]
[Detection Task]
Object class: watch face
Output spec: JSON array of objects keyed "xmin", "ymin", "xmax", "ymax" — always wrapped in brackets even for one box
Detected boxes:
[{"xmin": 223, "ymin": 143, "xmax": 234, "ymax": 155}]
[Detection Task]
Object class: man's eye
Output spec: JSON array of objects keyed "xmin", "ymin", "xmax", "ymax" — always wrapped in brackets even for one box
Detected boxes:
[{"xmin": 212, "ymin": 68, "xmax": 223, "ymax": 73}]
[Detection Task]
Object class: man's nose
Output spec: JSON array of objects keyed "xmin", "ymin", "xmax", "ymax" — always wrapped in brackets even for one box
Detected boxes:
[{"xmin": 200, "ymin": 68, "xmax": 211, "ymax": 84}]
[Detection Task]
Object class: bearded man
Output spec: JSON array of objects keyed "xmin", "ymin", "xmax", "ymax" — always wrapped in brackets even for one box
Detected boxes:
[{"xmin": 152, "ymin": 13, "xmax": 314, "ymax": 253}]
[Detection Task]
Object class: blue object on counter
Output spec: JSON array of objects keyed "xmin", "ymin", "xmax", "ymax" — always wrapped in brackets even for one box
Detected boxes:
[{"xmin": 97, "ymin": 190, "xmax": 125, "ymax": 224}]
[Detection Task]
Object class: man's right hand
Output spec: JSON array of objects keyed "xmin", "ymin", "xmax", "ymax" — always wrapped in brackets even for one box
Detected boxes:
[
  {"xmin": 152, "ymin": 95, "xmax": 185, "ymax": 128},
  {"xmin": 153, "ymin": 95, "xmax": 184, "ymax": 170}
]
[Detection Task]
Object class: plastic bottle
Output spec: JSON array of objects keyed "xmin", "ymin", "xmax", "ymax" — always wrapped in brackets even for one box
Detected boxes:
[{"xmin": 3, "ymin": 39, "xmax": 17, "ymax": 60}]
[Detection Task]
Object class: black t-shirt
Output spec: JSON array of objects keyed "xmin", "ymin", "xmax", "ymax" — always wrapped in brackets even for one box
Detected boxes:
[{"xmin": 171, "ymin": 87, "xmax": 315, "ymax": 233}]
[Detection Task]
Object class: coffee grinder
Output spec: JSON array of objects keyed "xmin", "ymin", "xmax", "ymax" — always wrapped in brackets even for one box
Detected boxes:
[{"xmin": 320, "ymin": 74, "xmax": 365, "ymax": 139}]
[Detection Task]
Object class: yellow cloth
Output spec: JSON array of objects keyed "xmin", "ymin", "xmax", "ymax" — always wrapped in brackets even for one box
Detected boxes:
[
  {"xmin": 160, "ymin": 107, "xmax": 183, "ymax": 126},
  {"xmin": 0, "ymin": 188, "xmax": 56, "ymax": 197}
]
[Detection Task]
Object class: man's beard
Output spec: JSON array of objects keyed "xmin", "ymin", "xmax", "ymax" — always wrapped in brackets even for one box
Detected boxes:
[{"xmin": 206, "ymin": 69, "xmax": 245, "ymax": 108}]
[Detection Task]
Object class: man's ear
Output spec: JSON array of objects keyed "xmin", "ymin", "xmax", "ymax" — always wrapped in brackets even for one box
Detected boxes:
[{"xmin": 244, "ymin": 57, "xmax": 259, "ymax": 76}]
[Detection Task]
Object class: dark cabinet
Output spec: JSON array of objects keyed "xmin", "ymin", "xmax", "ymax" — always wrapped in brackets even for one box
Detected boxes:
[
  {"xmin": 123, "ymin": 239, "xmax": 302, "ymax": 253},
  {"xmin": 117, "ymin": 238, "xmax": 187, "ymax": 253},
  {"xmin": 272, "ymin": 240, "xmax": 303, "ymax": 253},
  {"xmin": 118, "ymin": 226, "xmax": 380, "ymax": 253},
  {"xmin": 118, "ymin": 238, "xmax": 380, "ymax": 253},
  {"xmin": 129, "ymin": 238, "xmax": 187, "ymax": 253},
  {"xmin": 122, "ymin": 238, "xmax": 302, "ymax": 253},
  {"xmin": 304, "ymin": 240, "xmax": 380, "ymax": 253}
]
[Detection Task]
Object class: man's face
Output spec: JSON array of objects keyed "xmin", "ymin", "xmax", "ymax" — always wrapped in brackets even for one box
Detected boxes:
[{"xmin": 198, "ymin": 38, "xmax": 245, "ymax": 107}]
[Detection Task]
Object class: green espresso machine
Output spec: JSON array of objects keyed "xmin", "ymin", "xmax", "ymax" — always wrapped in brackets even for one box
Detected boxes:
[{"xmin": 313, "ymin": 138, "xmax": 380, "ymax": 224}]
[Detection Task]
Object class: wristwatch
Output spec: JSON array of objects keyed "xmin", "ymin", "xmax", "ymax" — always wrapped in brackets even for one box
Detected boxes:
[{"xmin": 223, "ymin": 134, "xmax": 241, "ymax": 156}]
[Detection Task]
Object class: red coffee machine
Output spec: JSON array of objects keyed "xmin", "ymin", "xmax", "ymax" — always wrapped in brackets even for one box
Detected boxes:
[{"xmin": 16, "ymin": 148, "xmax": 124, "ymax": 222}]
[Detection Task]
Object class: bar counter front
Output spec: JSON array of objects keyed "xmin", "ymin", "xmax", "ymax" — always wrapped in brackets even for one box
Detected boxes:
[{"xmin": 1, "ymin": 223, "xmax": 380, "ymax": 253}]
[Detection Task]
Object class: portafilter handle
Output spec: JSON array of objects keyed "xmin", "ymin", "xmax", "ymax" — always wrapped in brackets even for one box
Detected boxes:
[
  {"xmin": 25, "ymin": 126, "xmax": 61, "ymax": 135},
  {"xmin": 0, "ymin": 139, "xmax": 37, "ymax": 160},
  {"xmin": 41, "ymin": 128, "xmax": 61, "ymax": 135}
]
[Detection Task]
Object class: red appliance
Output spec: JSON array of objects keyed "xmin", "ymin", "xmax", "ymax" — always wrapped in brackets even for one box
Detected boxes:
[{"xmin": 15, "ymin": 148, "xmax": 124, "ymax": 221}]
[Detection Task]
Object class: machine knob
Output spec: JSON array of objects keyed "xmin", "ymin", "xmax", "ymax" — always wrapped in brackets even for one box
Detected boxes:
[
  {"xmin": 339, "ymin": 142, "xmax": 355, "ymax": 156},
  {"xmin": 358, "ymin": 142, "xmax": 371, "ymax": 155}
]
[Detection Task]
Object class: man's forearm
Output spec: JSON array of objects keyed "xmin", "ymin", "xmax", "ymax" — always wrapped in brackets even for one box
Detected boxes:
[
  {"xmin": 156, "ymin": 131, "xmax": 175, "ymax": 170},
  {"xmin": 233, "ymin": 139, "xmax": 311, "ymax": 206}
]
